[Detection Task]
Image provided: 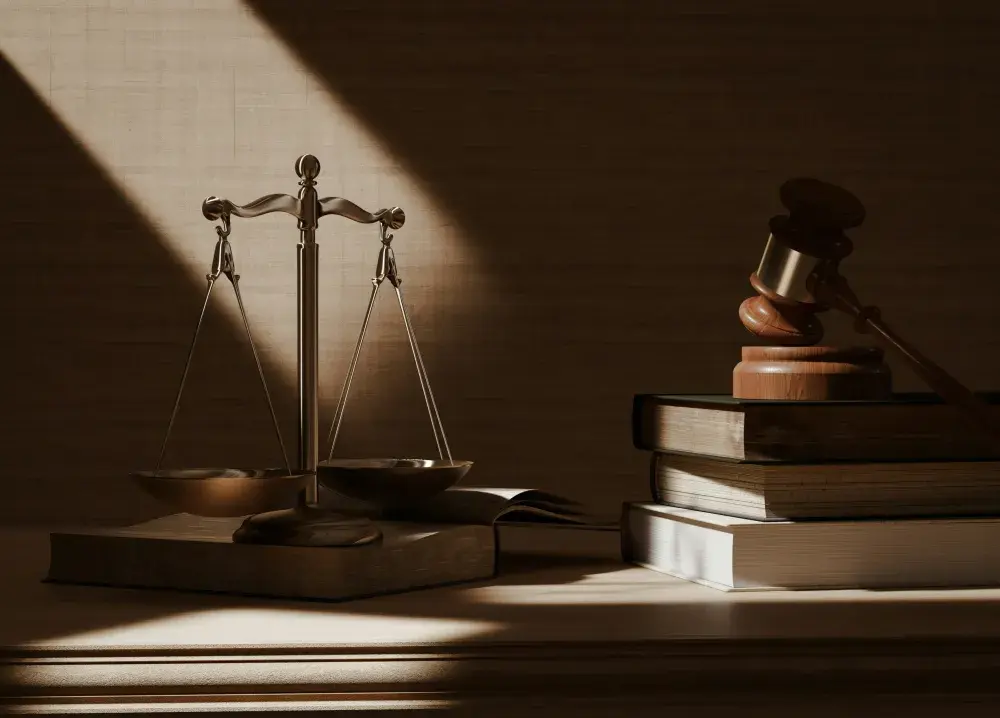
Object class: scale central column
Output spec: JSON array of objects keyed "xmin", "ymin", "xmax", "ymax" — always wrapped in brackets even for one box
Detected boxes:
[{"xmin": 296, "ymin": 156, "xmax": 321, "ymax": 504}]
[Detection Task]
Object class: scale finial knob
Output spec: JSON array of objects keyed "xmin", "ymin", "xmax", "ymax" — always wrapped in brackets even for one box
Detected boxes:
[
  {"xmin": 295, "ymin": 154, "xmax": 321, "ymax": 181},
  {"xmin": 386, "ymin": 207, "xmax": 406, "ymax": 230}
]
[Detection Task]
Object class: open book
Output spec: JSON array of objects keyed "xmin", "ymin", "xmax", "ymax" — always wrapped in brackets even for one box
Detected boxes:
[
  {"xmin": 324, "ymin": 486, "xmax": 619, "ymax": 529},
  {"xmin": 390, "ymin": 487, "xmax": 618, "ymax": 528}
]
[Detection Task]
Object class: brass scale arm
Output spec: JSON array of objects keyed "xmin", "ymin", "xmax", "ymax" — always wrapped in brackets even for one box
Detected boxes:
[{"xmin": 202, "ymin": 193, "xmax": 405, "ymax": 228}]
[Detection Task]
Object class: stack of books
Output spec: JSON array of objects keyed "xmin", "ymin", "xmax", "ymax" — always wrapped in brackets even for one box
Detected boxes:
[{"xmin": 621, "ymin": 393, "xmax": 1000, "ymax": 591}]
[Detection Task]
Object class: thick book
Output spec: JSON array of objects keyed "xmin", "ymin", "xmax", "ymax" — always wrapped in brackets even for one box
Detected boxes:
[
  {"xmin": 48, "ymin": 515, "xmax": 496, "ymax": 602},
  {"xmin": 652, "ymin": 452, "xmax": 1000, "ymax": 521},
  {"xmin": 633, "ymin": 393, "xmax": 1000, "ymax": 462},
  {"xmin": 621, "ymin": 501, "xmax": 1000, "ymax": 591}
]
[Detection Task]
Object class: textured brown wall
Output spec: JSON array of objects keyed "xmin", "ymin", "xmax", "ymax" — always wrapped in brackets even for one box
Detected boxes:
[{"xmin": 2, "ymin": 1, "xmax": 1000, "ymax": 525}]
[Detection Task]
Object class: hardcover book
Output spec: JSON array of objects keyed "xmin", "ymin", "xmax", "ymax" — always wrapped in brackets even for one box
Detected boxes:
[
  {"xmin": 633, "ymin": 393, "xmax": 1000, "ymax": 462},
  {"xmin": 48, "ymin": 515, "xmax": 496, "ymax": 602},
  {"xmin": 621, "ymin": 502, "xmax": 1000, "ymax": 591},
  {"xmin": 651, "ymin": 452, "xmax": 1000, "ymax": 521}
]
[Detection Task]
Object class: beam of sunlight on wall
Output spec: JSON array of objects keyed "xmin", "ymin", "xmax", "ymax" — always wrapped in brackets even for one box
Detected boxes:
[{"xmin": 0, "ymin": 0, "xmax": 487, "ymax": 404}]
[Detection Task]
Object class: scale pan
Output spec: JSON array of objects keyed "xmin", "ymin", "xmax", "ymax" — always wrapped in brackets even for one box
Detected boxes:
[
  {"xmin": 130, "ymin": 468, "xmax": 308, "ymax": 518},
  {"xmin": 317, "ymin": 458, "xmax": 472, "ymax": 509}
]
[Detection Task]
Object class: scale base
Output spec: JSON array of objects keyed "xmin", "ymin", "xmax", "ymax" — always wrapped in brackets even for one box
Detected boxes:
[
  {"xmin": 47, "ymin": 514, "xmax": 496, "ymax": 603},
  {"xmin": 233, "ymin": 503, "xmax": 381, "ymax": 547}
]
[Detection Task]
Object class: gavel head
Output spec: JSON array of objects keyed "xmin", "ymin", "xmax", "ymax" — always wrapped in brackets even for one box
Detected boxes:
[{"xmin": 739, "ymin": 178, "xmax": 866, "ymax": 345}]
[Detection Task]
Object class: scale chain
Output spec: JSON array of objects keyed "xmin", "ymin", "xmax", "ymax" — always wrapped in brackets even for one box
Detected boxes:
[
  {"xmin": 325, "ymin": 282, "xmax": 381, "ymax": 460},
  {"xmin": 155, "ymin": 231, "xmax": 291, "ymax": 476},
  {"xmin": 230, "ymin": 276, "xmax": 291, "ymax": 475},
  {"xmin": 394, "ymin": 284, "xmax": 452, "ymax": 461},
  {"xmin": 324, "ymin": 229, "xmax": 452, "ymax": 463},
  {"xmin": 155, "ymin": 278, "xmax": 216, "ymax": 476}
]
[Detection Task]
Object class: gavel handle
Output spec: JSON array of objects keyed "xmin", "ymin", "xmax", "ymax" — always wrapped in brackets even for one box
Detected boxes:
[
  {"xmin": 864, "ymin": 317, "xmax": 999, "ymax": 438},
  {"xmin": 813, "ymin": 271, "xmax": 1000, "ymax": 446}
]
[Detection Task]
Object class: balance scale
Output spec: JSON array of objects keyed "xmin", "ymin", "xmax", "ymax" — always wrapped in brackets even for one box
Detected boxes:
[{"xmin": 46, "ymin": 156, "xmax": 495, "ymax": 601}]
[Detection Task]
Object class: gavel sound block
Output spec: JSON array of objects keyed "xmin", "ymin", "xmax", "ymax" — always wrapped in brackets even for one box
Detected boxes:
[{"xmin": 734, "ymin": 344, "xmax": 891, "ymax": 402}]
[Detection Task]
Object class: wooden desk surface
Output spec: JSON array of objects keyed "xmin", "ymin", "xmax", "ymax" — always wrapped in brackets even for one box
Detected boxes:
[{"xmin": 3, "ymin": 526, "xmax": 1000, "ymax": 716}]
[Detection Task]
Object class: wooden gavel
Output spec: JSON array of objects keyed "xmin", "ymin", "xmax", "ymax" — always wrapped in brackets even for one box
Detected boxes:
[{"xmin": 740, "ymin": 178, "xmax": 999, "ymax": 444}]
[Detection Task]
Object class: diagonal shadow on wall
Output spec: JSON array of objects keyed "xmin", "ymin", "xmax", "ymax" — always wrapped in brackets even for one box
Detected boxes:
[{"xmin": 0, "ymin": 55, "xmax": 297, "ymax": 526}]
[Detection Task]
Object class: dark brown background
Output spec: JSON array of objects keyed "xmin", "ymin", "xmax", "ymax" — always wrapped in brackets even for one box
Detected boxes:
[{"xmin": 3, "ymin": 1, "xmax": 1000, "ymax": 524}]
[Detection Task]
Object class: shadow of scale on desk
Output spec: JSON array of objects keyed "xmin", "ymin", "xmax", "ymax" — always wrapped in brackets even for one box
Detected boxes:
[{"xmin": 130, "ymin": 155, "xmax": 472, "ymax": 547}]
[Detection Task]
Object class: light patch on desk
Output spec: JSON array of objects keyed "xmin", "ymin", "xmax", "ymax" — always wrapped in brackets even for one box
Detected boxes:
[
  {"xmin": 22, "ymin": 607, "xmax": 500, "ymax": 649},
  {"xmin": 0, "ymin": 0, "xmax": 487, "ymax": 388},
  {"xmin": 467, "ymin": 568, "xmax": 1000, "ymax": 605},
  {"xmin": 463, "ymin": 567, "xmax": 735, "ymax": 604}
]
